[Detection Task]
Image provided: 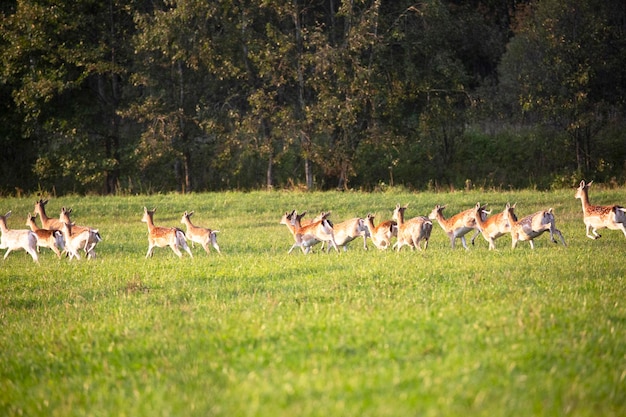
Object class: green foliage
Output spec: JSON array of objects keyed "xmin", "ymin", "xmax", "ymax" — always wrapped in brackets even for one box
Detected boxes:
[
  {"xmin": 1, "ymin": 0, "xmax": 625, "ymax": 195},
  {"xmin": 1, "ymin": 190, "xmax": 626, "ymax": 416}
]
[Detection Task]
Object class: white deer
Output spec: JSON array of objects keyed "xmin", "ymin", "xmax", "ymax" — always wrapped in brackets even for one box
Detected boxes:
[
  {"xmin": 428, "ymin": 204, "xmax": 482, "ymax": 249},
  {"xmin": 472, "ymin": 203, "xmax": 515, "ymax": 250},
  {"xmin": 392, "ymin": 204, "xmax": 432, "ymax": 251},
  {"xmin": 575, "ymin": 180, "xmax": 626, "ymax": 239},
  {"xmin": 504, "ymin": 205, "xmax": 566, "ymax": 249},
  {"xmin": 181, "ymin": 211, "xmax": 221, "ymax": 254},
  {"xmin": 59, "ymin": 207, "xmax": 101, "ymax": 259},
  {"xmin": 60, "ymin": 222, "xmax": 94, "ymax": 261},
  {"xmin": 26, "ymin": 213, "xmax": 64, "ymax": 258},
  {"xmin": 331, "ymin": 217, "xmax": 369, "ymax": 251},
  {"xmin": 364, "ymin": 213, "xmax": 397, "ymax": 250},
  {"xmin": 0, "ymin": 211, "xmax": 39, "ymax": 263}
]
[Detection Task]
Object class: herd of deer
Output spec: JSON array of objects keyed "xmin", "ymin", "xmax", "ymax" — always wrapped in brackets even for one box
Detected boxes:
[
  {"xmin": 0, "ymin": 180, "xmax": 624, "ymax": 262},
  {"xmin": 280, "ymin": 180, "xmax": 625, "ymax": 254},
  {"xmin": 0, "ymin": 200, "xmax": 221, "ymax": 263}
]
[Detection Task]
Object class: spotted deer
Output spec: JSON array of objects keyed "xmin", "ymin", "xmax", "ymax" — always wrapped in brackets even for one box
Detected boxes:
[
  {"xmin": 142, "ymin": 207, "xmax": 193, "ymax": 258},
  {"xmin": 181, "ymin": 211, "xmax": 221, "ymax": 254},
  {"xmin": 472, "ymin": 203, "xmax": 515, "ymax": 250},
  {"xmin": 428, "ymin": 204, "xmax": 482, "ymax": 249},
  {"xmin": 575, "ymin": 180, "xmax": 626, "ymax": 239},
  {"xmin": 26, "ymin": 213, "xmax": 64, "ymax": 258}
]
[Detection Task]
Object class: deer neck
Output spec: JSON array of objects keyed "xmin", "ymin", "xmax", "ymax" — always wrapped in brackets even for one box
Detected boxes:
[
  {"xmin": 579, "ymin": 188, "xmax": 592, "ymax": 212},
  {"xmin": 27, "ymin": 219, "xmax": 40, "ymax": 231},
  {"xmin": 144, "ymin": 216, "xmax": 157, "ymax": 231},
  {"xmin": 37, "ymin": 208, "xmax": 50, "ymax": 222},
  {"xmin": 395, "ymin": 211, "xmax": 405, "ymax": 226}
]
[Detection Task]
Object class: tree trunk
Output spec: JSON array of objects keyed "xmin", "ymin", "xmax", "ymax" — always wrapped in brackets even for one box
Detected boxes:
[
  {"xmin": 266, "ymin": 154, "xmax": 273, "ymax": 190},
  {"xmin": 305, "ymin": 157, "xmax": 313, "ymax": 190}
]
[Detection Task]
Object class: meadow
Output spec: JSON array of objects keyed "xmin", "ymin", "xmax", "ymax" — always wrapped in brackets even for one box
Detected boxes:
[{"xmin": 1, "ymin": 187, "xmax": 625, "ymax": 417}]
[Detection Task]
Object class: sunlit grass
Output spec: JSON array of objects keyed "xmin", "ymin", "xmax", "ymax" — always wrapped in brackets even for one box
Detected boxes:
[{"xmin": 1, "ymin": 188, "xmax": 625, "ymax": 416}]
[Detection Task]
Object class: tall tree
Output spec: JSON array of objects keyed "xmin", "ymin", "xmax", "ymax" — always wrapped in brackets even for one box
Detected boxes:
[
  {"xmin": 0, "ymin": 0, "xmax": 139, "ymax": 194},
  {"xmin": 303, "ymin": 0, "xmax": 382, "ymax": 189},
  {"xmin": 130, "ymin": 0, "xmax": 254, "ymax": 191}
]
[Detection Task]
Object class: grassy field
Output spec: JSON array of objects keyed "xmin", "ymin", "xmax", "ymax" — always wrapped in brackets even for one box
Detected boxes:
[{"xmin": 1, "ymin": 187, "xmax": 625, "ymax": 417}]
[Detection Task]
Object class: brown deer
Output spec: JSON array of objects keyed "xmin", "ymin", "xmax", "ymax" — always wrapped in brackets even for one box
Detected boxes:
[
  {"xmin": 364, "ymin": 213, "xmax": 397, "ymax": 250},
  {"xmin": 33, "ymin": 199, "xmax": 64, "ymax": 230},
  {"xmin": 26, "ymin": 213, "xmax": 64, "ymax": 258},
  {"xmin": 472, "ymin": 203, "xmax": 514, "ymax": 250},
  {"xmin": 281, "ymin": 210, "xmax": 338, "ymax": 254},
  {"xmin": 575, "ymin": 180, "xmax": 626, "ymax": 239},
  {"xmin": 181, "ymin": 211, "xmax": 221, "ymax": 254},
  {"xmin": 142, "ymin": 207, "xmax": 193, "ymax": 258},
  {"xmin": 428, "ymin": 204, "xmax": 482, "ymax": 249}
]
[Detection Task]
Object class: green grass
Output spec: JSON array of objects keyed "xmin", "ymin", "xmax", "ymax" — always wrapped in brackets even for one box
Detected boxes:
[{"xmin": 1, "ymin": 188, "xmax": 625, "ymax": 416}]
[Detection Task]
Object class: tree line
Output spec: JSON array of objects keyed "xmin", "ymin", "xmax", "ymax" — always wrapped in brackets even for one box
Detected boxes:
[{"xmin": 1, "ymin": 0, "xmax": 625, "ymax": 195}]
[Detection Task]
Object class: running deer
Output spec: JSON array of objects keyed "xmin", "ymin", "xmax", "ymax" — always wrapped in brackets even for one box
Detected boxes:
[
  {"xmin": 281, "ymin": 210, "xmax": 338, "ymax": 254},
  {"xmin": 280, "ymin": 210, "xmax": 298, "ymax": 240},
  {"xmin": 428, "ymin": 204, "xmax": 482, "ymax": 249},
  {"xmin": 142, "ymin": 207, "xmax": 193, "ymax": 258},
  {"xmin": 181, "ymin": 211, "xmax": 221, "ymax": 254},
  {"xmin": 392, "ymin": 204, "xmax": 432, "ymax": 251},
  {"xmin": 0, "ymin": 211, "xmax": 39, "ymax": 263},
  {"xmin": 60, "ymin": 222, "xmax": 94, "ymax": 261},
  {"xmin": 331, "ymin": 217, "xmax": 369, "ymax": 251},
  {"xmin": 504, "ymin": 205, "xmax": 566, "ymax": 249},
  {"xmin": 364, "ymin": 213, "xmax": 397, "ymax": 250},
  {"xmin": 575, "ymin": 180, "xmax": 626, "ymax": 239},
  {"xmin": 59, "ymin": 207, "xmax": 102, "ymax": 259},
  {"xmin": 33, "ymin": 199, "xmax": 64, "ymax": 230},
  {"xmin": 26, "ymin": 213, "xmax": 64, "ymax": 258},
  {"xmin": 471, "ymin": 203, "xmax": 515, "ymax": 250}
]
